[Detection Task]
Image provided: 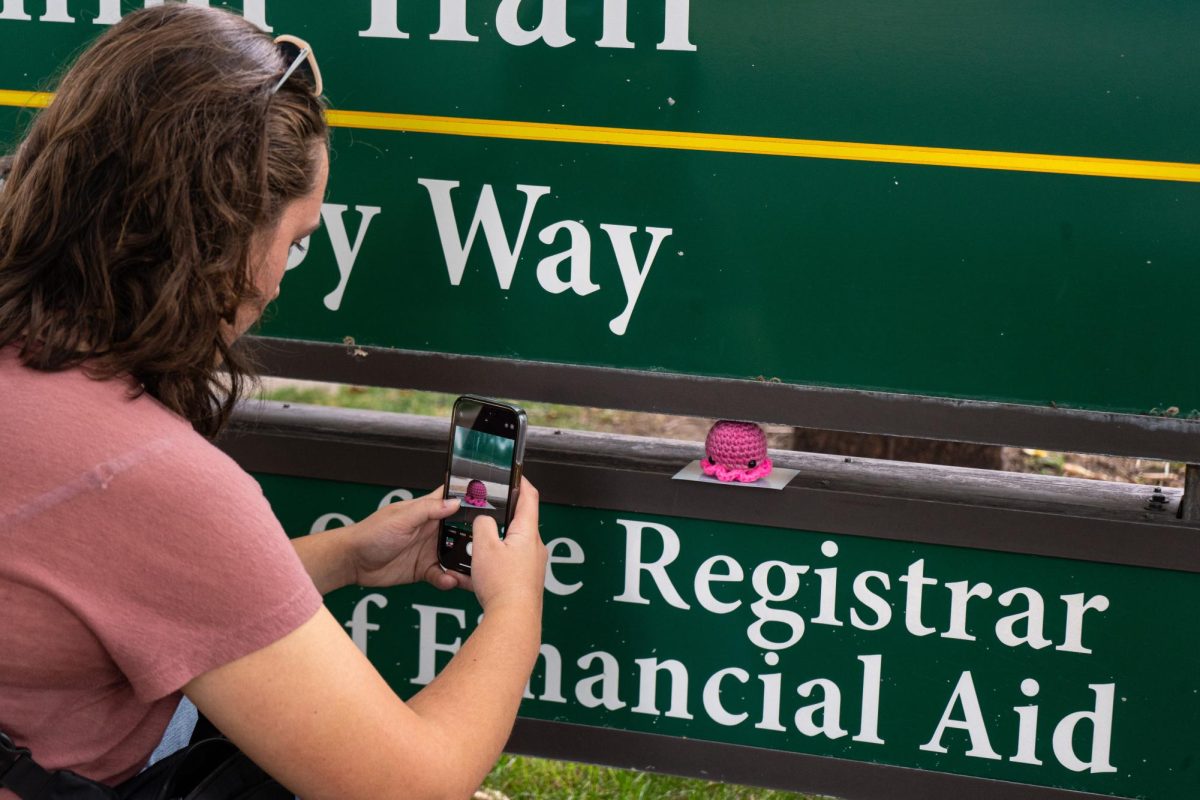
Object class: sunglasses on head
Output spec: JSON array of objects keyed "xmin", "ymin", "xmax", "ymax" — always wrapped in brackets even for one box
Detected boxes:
[{"xmin": 271, "ymin": 34, "xmax": 322, "ymax": 96}]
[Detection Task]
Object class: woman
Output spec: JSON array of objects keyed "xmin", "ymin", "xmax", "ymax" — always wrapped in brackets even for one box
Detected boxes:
[{"xmin": 0, "ymin": 5, "xmax": 547, "ymax": 799}]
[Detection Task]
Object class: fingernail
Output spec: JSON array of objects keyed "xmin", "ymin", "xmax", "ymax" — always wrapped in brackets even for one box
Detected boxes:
[{"xmin": 443, "ymin": 498, "xmax": 459, "ymax": 509}]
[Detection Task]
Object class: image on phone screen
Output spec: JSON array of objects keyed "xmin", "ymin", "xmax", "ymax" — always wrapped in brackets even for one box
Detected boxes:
[
  {"xmin": 439, "ymin": 398, "xmax": 525, "ymax": 574},
  {"xmin": 444, "ymin": 425, "xmax": 515, "ymax": 538}
]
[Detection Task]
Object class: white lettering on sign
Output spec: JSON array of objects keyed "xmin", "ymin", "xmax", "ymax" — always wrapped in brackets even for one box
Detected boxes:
[
  {"xmin": 523, "ymin": 643, "xmax": 568, "ymax": 703},
  {"xmin": 0, "ymin": 0, "xmax": 66, "ymax": 22},
  {"xmin": 1012, "ymin": 678, "xmax": 1044, "ymax": 766},
  {"xmin": 575, "ymin": 650, "xmax": 626, "ymax": 710},
  {"xmin": 853, "ymin": 654, "xmax": 885, "ymax": 744},
  {"xmin": 419, "ymin": 179, "xmax": 550, "ymax": 291},
  {"xmin": 1057, "ymin": 593, "xmax": 1111, "ymax": 654},
  {"xmin": 283, "ymin": 201, "xmax": 383, "ymax": 312},
  {"xmin": 747, "ymin": 560, "xmax": 808, "ymax": 650},
  {"xmin": 599, "ymin": 223, "xmax": 671, "ymax": 335},
  {"xmin": 942, "ymin": 579, "xmax": 994, "ymax": 642},
  {"xmin": 537, "ymin": 221, "xmax": 600, "ymax": 298},
  {"xmin": 0, "ymin": 1, "xmax": 271, "ymax": 30},
  {"xmin": 401, "ymin": 593, "xmax": 1120, "ymax": 773},
  {"xmin": 849, "ymin": 570, "xmax": 892, "ymax": 631},
  {"xmin": 401, "ymin": 590, "xmax": 1119, "ymax": 772},
  {"xmin": 899, "ymin": 558, "xmax": 939, "ymax": 636},
  {"xmin": 612, "ymin": 518, "xmax": 690, "ymax": 609},
  {"xmin": 921, "ymin": 673, "xmax": 1117, "ymax": 773},
  {"xmin": 693, "ymin": 554, "xmax": 743, "ymax": 614},
  {"xmin": 544, "ymin": 536, "xmax": 586, "ymax": 596},
  {"xmin": 360, "ymin": 0, "xmax": 410, "ymax": 39},
  {"xmin": 310, "ymin": 501, "xmax": 1122, "ymax": 777},
  {"xmin": 995, "ymin": 587, "xmax": 1053, "ymax": 650},
  {"xmin": 703, "ymin": 667, "xmax": 750, "ymax": 726},
  {"xmin": 419, "ymin": 179, "xmax": 672, "ymax": 336},
  {"xmin": 411, "ymin": 603, "xmax": 466, "ymax": 686},
  {"xmin": 496, "ymin": 0, "xmax": 573, "ymax": 48},
  {"xmin": 596, "ymin": 0, "xmax": 632, "ymax": 49},
  {"xmin": 319, "ymin": 203, "xmax": 383, "ymax": 312},
  {"xmin": 756, "ymin": 665, "xmax": 785, "ymax": 731},
  {"xmin": 345, "ymin": 592, "xmax": 388, "ymax": 656},
  {"xmin": 920, "ymin": 671, "xmax": 1003, "ymax": 761},
  {"xmin": 812, "ymin": 540, "xmax": 843, "ymax": 627},
  {"xmin": 359, "ymin": 0, "xmax": 697, "ymax": 51},
  {"xmin": 430, "ymin": 0, "xmax": 476, "ymax": 42},
  {"xmin": 1052, "ymin": 684, "xmax": 1118, "ymax": 773},
  {"xmin": 631, "ymin": 658, "xmax": 694, "ymax": 719},
  {"xmin": 608, "ymin": 522, "xmax": 1111, "ymax": 656},
  {"xmin": 794, "ymin": 676, "xmax": 848, "ymax": 740}
]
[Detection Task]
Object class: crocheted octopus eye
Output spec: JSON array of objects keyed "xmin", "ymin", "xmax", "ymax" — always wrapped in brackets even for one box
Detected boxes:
[{"xmin": 700, "ymin": 420, "xmax": 773, "ymax": 483}]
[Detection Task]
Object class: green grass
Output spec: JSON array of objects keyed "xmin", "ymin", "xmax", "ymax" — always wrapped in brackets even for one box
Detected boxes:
[
  {"xmin": 481, "ymin": 754, "xmax": 820, "ymax": 800},
  {"xmin": 1031, "ymin": 451, "xmax": 1066, "ymax": 475},
  {"xmin": 261, "ymin": 384, "xmax": 457, "ymax": 416},
  {"xmin": 260, "ymin": 384, "xmax": 638, "ymax": 433}
]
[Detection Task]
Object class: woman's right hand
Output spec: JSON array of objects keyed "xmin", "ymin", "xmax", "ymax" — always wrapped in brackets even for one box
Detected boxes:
[{"xmin": 469, "ymin": 477, "xmax": 546, "ymax": 613}]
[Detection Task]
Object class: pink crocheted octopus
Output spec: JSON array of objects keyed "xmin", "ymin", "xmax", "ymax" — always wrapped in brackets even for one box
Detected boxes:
[
  {"xmin": 463, "ymin": 479, "xmax": 488, "ymax": 507},
  {"xmin": 702, "ymin": 420, "xmax": 773, "ymax": 483}
]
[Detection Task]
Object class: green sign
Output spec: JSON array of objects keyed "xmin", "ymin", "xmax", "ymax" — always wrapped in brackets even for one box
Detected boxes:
[
  {"xmin": 2, "ymin": 3, "xmax": 1200, "ymax": 417},
  {"xmin": 258, "ymin": 472, "xmax": 1199, "ymax": 799}
]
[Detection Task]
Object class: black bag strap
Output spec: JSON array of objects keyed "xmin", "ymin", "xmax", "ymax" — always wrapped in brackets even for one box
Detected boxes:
[
  {"xmin": 0, "ymin": 730, "xmax": 51, "ymax": 799},
  {"xmin": 0, "ymin": 731, "xmax": 114, "ymax": 800},
  {"xmin": 0, "ymin": 722, "xmax": 287, "ymax": 800},
  {"xmin": 188, "ymin": 717, "xmax": 222, "ymax": 748},
  {"xmin": 176, "ymin": 751, "xmax": 279, "ymax": 800}
]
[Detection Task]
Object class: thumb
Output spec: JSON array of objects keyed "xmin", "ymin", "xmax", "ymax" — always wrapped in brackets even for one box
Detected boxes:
[
  {"xmin": 471, "ymin": 514, "xmax": 501, "ymax": 547},
  {"xmin": 422, "ymin": 561, "xmax": 462, "ymax": 590},
  {"xmin": 428, "ymin": 488, "xmax": 461, "ymax": 518},
  {"xmin": 400, "ymin": 488, "xmax": 460, "ymax": 524}
]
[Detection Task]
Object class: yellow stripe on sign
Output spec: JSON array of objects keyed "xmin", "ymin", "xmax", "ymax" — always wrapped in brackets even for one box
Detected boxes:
[
  {"xmin": 327, "ymin": 109, "xmax": 1200, "ymax": 183},
  {"xmin": 0, "ymin": 89, "xmax": 51, "ymax": 109},
  {"xmin": 3, "ymin": 89, "xmax": 1198, "ymax": 183}
]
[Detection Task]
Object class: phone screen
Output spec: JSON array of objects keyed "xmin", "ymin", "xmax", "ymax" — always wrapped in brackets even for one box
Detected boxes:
[{"xmin": 439, "ymin": 397, "xmax": 524, "ymax": 573}]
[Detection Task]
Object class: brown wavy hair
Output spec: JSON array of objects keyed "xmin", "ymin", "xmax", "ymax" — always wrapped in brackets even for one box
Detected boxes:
[{"xmin": 0, "ymin": 4, "xmax": 327, "ymax": 436}]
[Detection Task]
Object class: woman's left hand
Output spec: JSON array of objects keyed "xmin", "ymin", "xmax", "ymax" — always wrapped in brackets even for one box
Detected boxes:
[{"xmin": 344, "ymin": 488, "xmax": 465, "ymax": 591}]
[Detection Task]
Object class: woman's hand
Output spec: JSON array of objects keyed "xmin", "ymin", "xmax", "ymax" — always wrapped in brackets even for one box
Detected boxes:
[
  {"xmin": 468, "ymin": 478, "xmax": 547, "ymax": 614},
  {"xmin": 344, "ymin": 488, "xmax": 466, "ymax": 592}
]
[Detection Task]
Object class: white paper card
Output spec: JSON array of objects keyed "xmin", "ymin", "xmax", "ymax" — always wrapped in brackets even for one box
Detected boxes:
[{"xmin": 672, "ymin": 459, "xmax": 799, "ymax": 491}]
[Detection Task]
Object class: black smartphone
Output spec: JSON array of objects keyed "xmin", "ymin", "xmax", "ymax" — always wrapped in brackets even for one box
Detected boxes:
[{"xmin": 437, "ymin": 395, "xmax": 528, "ymax": 575}]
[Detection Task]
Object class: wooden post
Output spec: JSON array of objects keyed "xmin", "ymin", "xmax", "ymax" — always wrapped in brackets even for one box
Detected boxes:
[{"xmin": 1181, "ymin": 465, "xmax": 1200, "ymax": 523}]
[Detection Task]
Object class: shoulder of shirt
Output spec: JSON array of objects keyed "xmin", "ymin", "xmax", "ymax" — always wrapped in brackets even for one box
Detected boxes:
[
  {"xmin": 1, "ymin": 353, "xmax": 260, "ymax": 506},
  {"xmin": 3, "ymin": 352, "xmax": 188, "ymax": 438}
]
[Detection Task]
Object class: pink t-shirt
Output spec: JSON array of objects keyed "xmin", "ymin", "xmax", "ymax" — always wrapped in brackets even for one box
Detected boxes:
[{"xmin": 0, "ymin": 349, "xmax": 323, "ymax": 793}]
